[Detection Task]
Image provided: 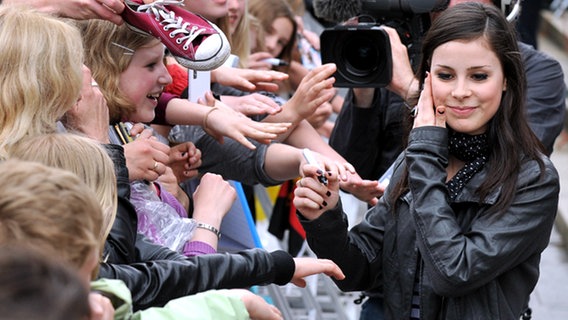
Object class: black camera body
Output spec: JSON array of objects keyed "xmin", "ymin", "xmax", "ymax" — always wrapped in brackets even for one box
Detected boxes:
[
  {"xmin": 321, "ymin": 24, "xmax": 392, "ymax": 87},
  {"xmin": 320, "ymin": 0, "xmax": 444, "ymax": 87}
]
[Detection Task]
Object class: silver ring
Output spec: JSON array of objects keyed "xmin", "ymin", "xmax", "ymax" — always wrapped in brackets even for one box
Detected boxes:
[
  {"xmin": 410, "ymin": 106, "xmax": 418, "ymax": 118},
  {"xmin": 152, "ymin": 161, "xmax": 158, "ymax": 170},
  {"xmin": 298, "ymin": 179, "xmax": 303, "ymax": 188}
]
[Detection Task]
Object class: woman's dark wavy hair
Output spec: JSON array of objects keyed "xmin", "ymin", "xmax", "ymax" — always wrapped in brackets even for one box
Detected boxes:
[{"xmin": 391, "ymin": 2, "xmax": 545, "ymax": 213}]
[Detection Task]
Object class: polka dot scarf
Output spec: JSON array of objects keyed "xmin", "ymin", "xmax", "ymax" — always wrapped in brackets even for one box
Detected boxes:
[{"xmin": 447, "ymin": 131, "xmax": 489, "ymax": 201}]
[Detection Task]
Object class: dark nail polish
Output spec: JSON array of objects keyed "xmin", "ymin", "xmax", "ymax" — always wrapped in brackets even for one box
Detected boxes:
[
  {"xmin": 326, "ymin": 191, "xmax": 331, "ymax": 197},
  {"xmin": 322, "ymin": 201, "xmax": 327, "ymax": 207},
  {"xmin": 327, "ymin": 171, "xmax": 332, "ymax": 176},
  {"xmin": 316, "ymin": 169, "xmax": 323, "ymax": 175},
  {"xmin": 319, "ymin": 205, "xmax": 323, "ymax": 210}
]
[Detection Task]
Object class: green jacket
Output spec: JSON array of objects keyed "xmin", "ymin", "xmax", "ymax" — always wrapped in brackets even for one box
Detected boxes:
[{"xmin": 91, "ymin": 279, "xmax": 250, "ymax": 319}]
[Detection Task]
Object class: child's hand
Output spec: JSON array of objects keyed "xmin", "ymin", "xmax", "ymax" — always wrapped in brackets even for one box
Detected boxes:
[
  {"xmin": 88, "ymin": 292, "xmax": 114, "ymax": 320},
  {"xmin": 192, "ymin": 173, "xmax": 236, "ymax": 225},
  {"xmin": 285, "ymin": 64, "xmax": 337, "ymax": 120},
  {"xmin": 219, "ymin": 93, "xmax": 282, "ymax": 116},
  {"xmin": 291, "ymin": 257, "xmax": 345, "ymax": 288},
  {"xmin": 211, "ymin": 66, "xmax": 288, "ymax": 92},
  {"xmin": 306, "ymin": 101, "xmax": 333, "ymax": 129},
  {"xmin": 123, "ymin": 129, "xmax": 169, "ymax": 181},
  {"xmin": 225, "ymin": 289, "xmax": 283, "ymax": 320},
  {"xmin": 201, "ymin": 101, "xmax": 291, "ymax": 149},
  {"xmin": 156, "ymin": 166, "xmax": 190, "ymax": 211},
  {"xmin": 169, "ymin": 142, "xmax": 202, "ymax": 183},
  {"xmin": 340, "ymin": 174, "xmax": 383, "ymax": 206}
]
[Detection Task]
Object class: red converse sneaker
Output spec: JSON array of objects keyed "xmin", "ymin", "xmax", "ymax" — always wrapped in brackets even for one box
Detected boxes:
[{"xmin": 122, "ymin": 0, "xmax": 231, "ymax": 71}]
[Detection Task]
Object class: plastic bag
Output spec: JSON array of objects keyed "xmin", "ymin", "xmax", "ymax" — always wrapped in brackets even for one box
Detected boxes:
[{"xmin": 130, "ymin": 180, "xmax": 196, "ymax": 252}]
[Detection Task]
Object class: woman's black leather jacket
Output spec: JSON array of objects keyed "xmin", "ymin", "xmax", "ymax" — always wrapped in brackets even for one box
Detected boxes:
[{"xmin": 301, "ymin": 127, "xmax": 559, "ymax": 319}]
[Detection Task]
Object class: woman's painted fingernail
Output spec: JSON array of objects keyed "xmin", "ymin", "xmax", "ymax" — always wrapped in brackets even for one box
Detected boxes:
[{"xmin": 326, "ymin": 191, "xmax": 331, "ymax": 197}]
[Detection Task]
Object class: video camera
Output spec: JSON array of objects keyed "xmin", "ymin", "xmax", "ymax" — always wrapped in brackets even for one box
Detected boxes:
[
  {"xmin": 319, "ymin": 0, "xmax": 520, "ymax": 88},
  {"xmin": 320, "ymin": 0, "xmax": 447, "ymax": 87}
]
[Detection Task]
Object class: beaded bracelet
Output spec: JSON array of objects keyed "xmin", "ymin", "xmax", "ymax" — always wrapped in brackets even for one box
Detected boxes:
[{"xmin": 196, "ymin": 222, "xmax": 221, "ymax": 239}]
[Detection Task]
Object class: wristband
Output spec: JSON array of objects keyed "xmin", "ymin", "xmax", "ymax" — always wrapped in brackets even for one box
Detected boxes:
[
  {"xmin": 202, "ymin": 106, "xmax": 219, "ymax": 132},
  {"xmin": 196, "ymin": 222, "xmax": 221, "ymax": 239}
]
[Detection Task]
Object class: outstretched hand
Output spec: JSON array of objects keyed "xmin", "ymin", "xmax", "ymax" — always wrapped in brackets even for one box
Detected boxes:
[
  {"xmin": 291, "ymin": 257, "xmax": 345, "ymax": 288},
  {"xmin": 211, "ymin": 66, "xmax": 289, "ymax": 93},
  {"xmin": 88, "ymin": 292, "xmax": 114, "ymax": 320},
  {"xmin": 284, "ymin": 63, "xmax": 337, "ymax": 121},
  {"xmin": 224, "ymin": 289, "xmax": 283, "ymax": 320},
  {"xmin": 202, "ymin": 101, "xmax": 291, "ymax": 149},
  {"xmin": 340, "ymin": 174, "xmax": 383, "ymax": 206},
  {"xmin": 220, "ymin": 93, "xmax": 282, "ymax": 116},
  {"xmin": 306, "ymin": 100, "xmax": 333, "ymax": 130}
]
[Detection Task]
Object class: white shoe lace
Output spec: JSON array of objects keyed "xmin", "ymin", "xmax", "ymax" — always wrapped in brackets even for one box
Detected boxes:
[{"xmin": 137, "ymin": 0, "xmax": 206, "ymax": 51}]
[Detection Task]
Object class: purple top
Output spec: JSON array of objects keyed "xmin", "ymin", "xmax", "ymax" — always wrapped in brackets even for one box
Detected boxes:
[
  {"xmin": 154, "ymin": 182, "xmax": 187, "ymax": 218},
  {"xmin": 153, "ymin": 92, "xmax": 178, "ymax": 125},
  {"xmin": 183, "ymin": 240, "xmax": 216, "ymax": 257}
]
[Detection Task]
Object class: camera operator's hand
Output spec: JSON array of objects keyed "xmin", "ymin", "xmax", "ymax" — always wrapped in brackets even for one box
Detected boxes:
[
  {"xmin": 381, "ymin": 27, "xmax": 419, "ymax": 101},
  {"xmin": 352, "ymin": 27, "xmax": 418, "ymax": 108}
]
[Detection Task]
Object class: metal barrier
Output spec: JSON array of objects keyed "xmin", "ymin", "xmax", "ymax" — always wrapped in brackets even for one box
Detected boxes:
[{"xmin": 253, "ymin": 185, "xmax": 358, "ymax": 320}]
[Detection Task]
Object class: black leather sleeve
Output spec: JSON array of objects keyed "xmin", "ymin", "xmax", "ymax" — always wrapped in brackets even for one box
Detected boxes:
[
  {"xmin": 100, "ymin": 140, "xmax": 296, "ymax": 311},
  {"xmin": 99, "ymin": 247, "xmax": 295, "ymax": 311}
]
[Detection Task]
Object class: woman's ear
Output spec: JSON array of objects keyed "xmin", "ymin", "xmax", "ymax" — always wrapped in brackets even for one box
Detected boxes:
[{"xmin": 503, "ymin": 79, "xmax": 507, "ymax": 91}]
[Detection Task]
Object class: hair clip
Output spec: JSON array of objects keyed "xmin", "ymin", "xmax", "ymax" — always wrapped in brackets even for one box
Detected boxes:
[{"xmin": 111, "ymin": 42, "xmax": 134, "ymax": 55}]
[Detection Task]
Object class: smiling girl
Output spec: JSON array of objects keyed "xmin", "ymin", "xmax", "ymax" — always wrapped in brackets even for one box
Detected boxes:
[{"xmin": 78, "ymin": 20, "xmax": 238, "ymax": 257}]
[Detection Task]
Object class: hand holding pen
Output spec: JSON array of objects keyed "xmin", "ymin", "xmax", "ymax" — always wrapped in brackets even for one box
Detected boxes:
[
  {"xmin": 247, "ymin": 52, "xmax": 289, "ymax": 70},
  {"xmin": 293, "ymin": 149, "xmax": 341, "ymax": 220},
  {"xmin": 302, "ymin": 148, "xmax": 328, "ymax": 185},
  {"xmin": 262, "ymin": 58, "xmax": 289, "ymax": 67}
]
